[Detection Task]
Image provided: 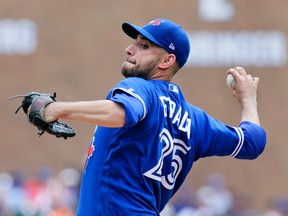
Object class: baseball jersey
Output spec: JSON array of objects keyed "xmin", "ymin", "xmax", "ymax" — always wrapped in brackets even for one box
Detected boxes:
[{"xmin": 76, "ymin": 77, "xmax": 266, "ymax": 216}]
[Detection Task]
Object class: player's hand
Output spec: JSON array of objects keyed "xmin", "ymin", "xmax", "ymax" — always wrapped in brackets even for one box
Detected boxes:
[
  {"xmin": 26, "ymin": 100, "xmax": 58, "ymax": 123},
  {"xmin": 10, "ymin": 92, "xmax": 76, "ymax": 139},
  {"xmin": 43, "ymin": 102, "xmax": 59, "ymax": 123},
  {"xmin": 227, "ymin": 66, "xmax": 259, "ymax": 105}
]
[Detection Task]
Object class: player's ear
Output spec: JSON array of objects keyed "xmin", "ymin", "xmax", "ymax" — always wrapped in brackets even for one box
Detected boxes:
[{"xmin": 158, "ymin": 53, "xmax": 176, "ymax": 70}]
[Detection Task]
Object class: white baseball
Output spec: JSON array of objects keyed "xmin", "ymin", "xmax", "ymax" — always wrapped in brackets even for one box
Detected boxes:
[{"xmin": 226, "ymin": 74, "xmax": 236, "ymax": 90}]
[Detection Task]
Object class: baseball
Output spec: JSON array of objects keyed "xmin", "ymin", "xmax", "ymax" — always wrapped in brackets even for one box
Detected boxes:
[{"xmin": 226, "ymin": 74, "xmax": 236, "ymax": 90}]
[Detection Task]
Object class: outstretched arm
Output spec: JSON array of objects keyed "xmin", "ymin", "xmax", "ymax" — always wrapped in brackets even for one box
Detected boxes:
[
  {"xmin": 227, "ymin": 66, "xmax": 260, "ymax": 126},
  {"xmin": 43, "ymin": 100, "xmax": 126, "ymax": 128}
]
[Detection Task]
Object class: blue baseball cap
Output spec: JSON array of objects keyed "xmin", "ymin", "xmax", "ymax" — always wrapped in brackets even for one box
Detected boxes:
[{"xmin": 122, "ymin": 19, "xmax": 190, "ymax": 68}]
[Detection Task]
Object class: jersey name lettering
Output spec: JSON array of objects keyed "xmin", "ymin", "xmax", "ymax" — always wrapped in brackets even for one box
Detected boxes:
[
  {"xmin": 159, "ymin": 96, "xmax": 191, "ymax": 139},
  {"xmin": 143, "ymin": 96, "xmax": 192, "ymax": 190}
]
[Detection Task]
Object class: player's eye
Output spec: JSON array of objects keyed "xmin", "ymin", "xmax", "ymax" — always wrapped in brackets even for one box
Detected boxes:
[{"xmin": 140, "ymin": 43, "xmax": 149, "ymax": 49}]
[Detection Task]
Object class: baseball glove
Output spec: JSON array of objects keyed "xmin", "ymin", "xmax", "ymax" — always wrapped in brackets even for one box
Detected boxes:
[{"xmin": 9, "ymin": 92, "xmax": 76, "ymax": 139}]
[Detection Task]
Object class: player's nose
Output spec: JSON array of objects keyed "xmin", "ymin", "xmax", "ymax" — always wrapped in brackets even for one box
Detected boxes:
[{"xmin": 125, "ymin": 44, "xmax": 135, "ymax": 56}]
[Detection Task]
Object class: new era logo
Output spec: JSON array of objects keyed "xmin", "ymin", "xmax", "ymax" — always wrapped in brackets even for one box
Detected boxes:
[{"xmin": 169, "ymin": 43, "xmax": 175, "ymax": 50}]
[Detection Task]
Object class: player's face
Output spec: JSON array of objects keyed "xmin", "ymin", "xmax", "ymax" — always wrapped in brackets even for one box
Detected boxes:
[{"xmin": 121, "ymin": 35, "xmax": 164, "ymax": 80}]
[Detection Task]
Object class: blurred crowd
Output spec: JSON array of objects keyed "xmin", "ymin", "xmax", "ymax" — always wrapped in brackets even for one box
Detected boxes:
[
  {"xmin": 161, "ymin": 174, "xmax": 288, "ymax": 216},
  {"xmin": 0, "ymin": 167, "xmax": 80, "ymax": 216},
  {"xmin": 0, "ymin": 168, "xmax": 288, "ymax": 216}
]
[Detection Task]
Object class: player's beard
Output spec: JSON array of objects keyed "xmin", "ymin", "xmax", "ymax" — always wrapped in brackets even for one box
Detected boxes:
[{"xmin": 121, "ymin": 59, "xmax": 158, "ymax": 80}]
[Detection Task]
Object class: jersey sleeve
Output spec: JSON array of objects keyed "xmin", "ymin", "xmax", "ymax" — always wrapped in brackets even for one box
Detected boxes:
[
  {"xmin": 235, "ymin": 121, "xmax": 266, "ymax": 159},
  {"xmin": 191, "ymin": 106, "xmax": 266, "ymax": 161},
  {"xmin": 109, "ymin": 92, "xmax": 145, "ymax": 127},
  {"xmin": 106, "ymin": 78, "xmax": 150, "ymax": 127}
]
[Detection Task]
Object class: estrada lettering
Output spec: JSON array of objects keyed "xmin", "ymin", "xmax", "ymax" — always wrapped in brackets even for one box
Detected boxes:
[{"xmin": 159, "ymin": 96, "xmax": 191, "ymax": 139}]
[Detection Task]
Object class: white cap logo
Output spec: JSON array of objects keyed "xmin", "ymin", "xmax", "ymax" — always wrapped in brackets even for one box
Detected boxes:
[{"xmin": 169, "ymin": 43, "xmax": 175, "ymax": 50}]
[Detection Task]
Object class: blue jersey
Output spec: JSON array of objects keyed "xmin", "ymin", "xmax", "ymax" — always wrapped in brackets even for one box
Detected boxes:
[{"xmin": 76, "ymin": 77, "xmax": 266, "ymax": 216}]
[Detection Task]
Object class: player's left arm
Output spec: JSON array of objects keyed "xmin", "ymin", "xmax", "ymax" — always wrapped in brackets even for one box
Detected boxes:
[{"xmin": 43, "ymin": 100, "xmax": 126, "ymax": 128}]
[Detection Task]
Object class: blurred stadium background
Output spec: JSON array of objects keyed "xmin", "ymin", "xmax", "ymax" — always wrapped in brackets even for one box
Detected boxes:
[{"xmin": 1, "ymin": 0, "xmax": 288, "ymax": 215}]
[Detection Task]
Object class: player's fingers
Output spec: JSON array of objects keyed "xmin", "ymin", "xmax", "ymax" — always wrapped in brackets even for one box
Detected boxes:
[
  {"xmin": 227, "ymin": 68, "xmax": 240, "ymax": 79},
  {"xmin": 247, "ymin": 74, "xmax": 253, "ymax": 80},
  {"xmin": 234, "ymin": 66, "xmax": 247, "ymax": 76},
  {"xmin": 253, "ymin": 77, "xmax": 260, "ymax": 86},
  {"xmin": 227, "ymin": 67, "xmax": 237, "ymax": 73}
]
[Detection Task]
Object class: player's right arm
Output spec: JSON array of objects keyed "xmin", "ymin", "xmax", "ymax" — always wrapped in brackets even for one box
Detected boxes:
[
  {"xmin": 192, "ymin": 66, "xmax": 266, "ymax": 160},
  {"xmin": 227, "ymin": 66, "xmax": 260, "ymax": 125}
]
